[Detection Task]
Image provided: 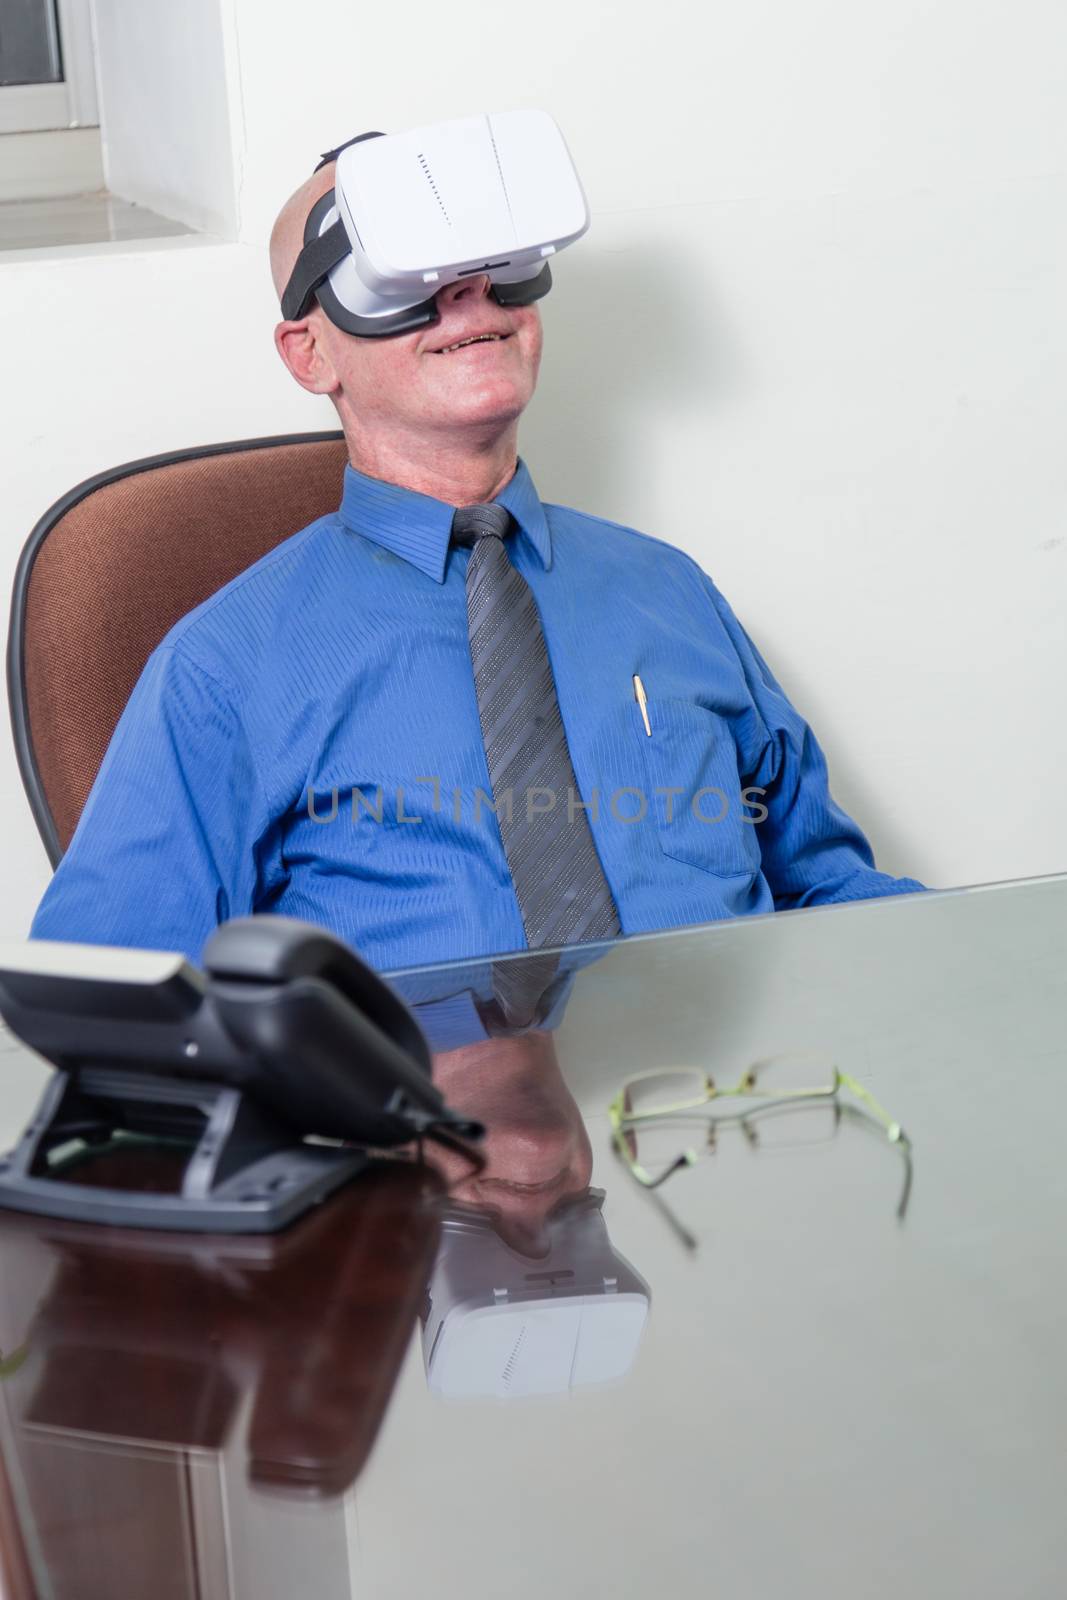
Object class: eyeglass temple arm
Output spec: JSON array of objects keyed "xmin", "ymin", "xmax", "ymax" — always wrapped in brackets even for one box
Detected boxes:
[{"xmin": 835, "ymin": 1070, "xmax": 907, "ymax": 1143}]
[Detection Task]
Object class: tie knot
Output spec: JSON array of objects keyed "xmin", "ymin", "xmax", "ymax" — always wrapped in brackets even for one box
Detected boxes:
[{"xmin": 451, "ymin": 502, "xmax": 513, "ymax": 546}]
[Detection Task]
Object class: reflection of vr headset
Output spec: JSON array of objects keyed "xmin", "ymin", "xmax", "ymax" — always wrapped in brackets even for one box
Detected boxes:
[
  {"xmin": 421, "ymin": 1192, "xmax": 649, "ymax": 1400},
  {"xmin": 280, "ymin": 110, "xmax": 590, "ymax": 338}
]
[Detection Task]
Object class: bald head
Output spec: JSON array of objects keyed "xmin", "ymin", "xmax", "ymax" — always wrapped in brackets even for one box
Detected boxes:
[{"xmin": 269, "ymin": 163, "xmax": 337, "ymax": 302}]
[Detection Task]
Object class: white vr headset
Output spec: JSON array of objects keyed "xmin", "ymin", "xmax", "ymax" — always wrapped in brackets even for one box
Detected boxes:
[{"xmin": 280, "ymin": 109, "xmax": 590, "ymax": 338}]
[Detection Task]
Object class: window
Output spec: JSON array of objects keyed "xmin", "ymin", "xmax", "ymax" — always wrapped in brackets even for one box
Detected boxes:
[{"xmin": 0, "ymin": 0, "xmax": 98, "ymax": 134}]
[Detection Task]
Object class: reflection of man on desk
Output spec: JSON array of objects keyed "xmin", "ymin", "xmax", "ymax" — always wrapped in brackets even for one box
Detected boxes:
[
  {"xmin": 429, "ymin": 1031, "xmax": 593, "ymax": 1258},
  {"xmin": 30, "ymin": 114, "xmax": 926, "ymax": 973},
  {"xmin": 422, "ymin": 1029, "xmax": 649, "ymax": 1400}
]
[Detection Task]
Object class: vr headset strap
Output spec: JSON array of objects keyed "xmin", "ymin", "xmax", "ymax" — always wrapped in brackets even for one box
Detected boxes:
[
  {"xmin": 315, "ymin": 130, "xmax": 385, "ymax": 171},
  {"xmin": 280, "ymin": 217, "xmax": 349, "ymax": 321},
  {"xmin": 281, "ymin": 132, "xmax": 386, "ymax": 320}
]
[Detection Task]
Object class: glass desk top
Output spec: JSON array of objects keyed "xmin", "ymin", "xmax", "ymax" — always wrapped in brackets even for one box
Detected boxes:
[{"xmin": 0, "ymin": 873, "xmax": 1064, "ymax": 1599}]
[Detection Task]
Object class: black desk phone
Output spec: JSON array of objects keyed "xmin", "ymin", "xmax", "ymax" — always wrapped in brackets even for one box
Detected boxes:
[{"xmin": 0, "ymin": 916, "xmax": 483, "ymax": 1233}]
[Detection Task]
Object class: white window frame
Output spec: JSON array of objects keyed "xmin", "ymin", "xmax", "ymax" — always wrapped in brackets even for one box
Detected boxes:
[{"xmin": 0, "ymin": 0, "xmax": 98, "ymax": 134}]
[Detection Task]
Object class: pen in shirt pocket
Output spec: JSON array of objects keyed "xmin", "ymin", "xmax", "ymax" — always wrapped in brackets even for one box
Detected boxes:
[{"xmin": 632, "ymin": 673, "xmax": 652, "ymax": 736}]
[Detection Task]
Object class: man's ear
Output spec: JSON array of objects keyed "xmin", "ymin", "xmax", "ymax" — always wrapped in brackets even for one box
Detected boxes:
[{"xmin": 274, "ymin": 315, "xmax": 341, "ymax": 396}]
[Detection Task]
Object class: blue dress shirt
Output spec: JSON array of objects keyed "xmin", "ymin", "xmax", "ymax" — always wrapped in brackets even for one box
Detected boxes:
[{"xmin": 30, "ymin": 458, "xmax": 926, "ymax": 977}]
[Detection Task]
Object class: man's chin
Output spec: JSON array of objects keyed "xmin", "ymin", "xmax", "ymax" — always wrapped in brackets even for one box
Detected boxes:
[{"xmin": 421, "ymin": 380, "xmax": 533, "ymax": 431}]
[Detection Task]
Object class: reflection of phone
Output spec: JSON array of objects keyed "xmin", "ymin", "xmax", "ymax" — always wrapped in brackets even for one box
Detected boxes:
[
  {"xmin": 421, "ymin": 1191, "xmax": 650, "ymax": 1400},
  {"xmin": 0, "ymin": 917, "xmax": 482, "ymax": 1232}
]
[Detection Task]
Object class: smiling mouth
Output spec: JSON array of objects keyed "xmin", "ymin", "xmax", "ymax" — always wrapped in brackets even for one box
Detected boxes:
[
  {"xmin": 476, "ymin": 1171, "xmax": 569, "ymax": 1198},
  {"xmin": 432, "ymin": 332, "xmax": 511, "ymax": 355}
]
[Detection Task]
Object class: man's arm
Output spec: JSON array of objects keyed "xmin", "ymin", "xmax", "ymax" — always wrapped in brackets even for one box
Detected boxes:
[
  {"xmin": 29, "ymin": 644, "xmax": 269, "ymax": 963},
  {"xmin": 705, "ymin": 580, "xmax": 928, "ymax": 909}
]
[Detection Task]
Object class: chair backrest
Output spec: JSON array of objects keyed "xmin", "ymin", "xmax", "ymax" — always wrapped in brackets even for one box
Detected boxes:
[{"xmin": 7, "ymin": 431, "xmax": 349, "ymax": 866}]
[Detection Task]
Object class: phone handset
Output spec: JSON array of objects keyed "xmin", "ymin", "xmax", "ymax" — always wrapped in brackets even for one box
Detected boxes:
[{"xmin": 202, "ymin": 917, "xmax": 484, "ymax": 1147}]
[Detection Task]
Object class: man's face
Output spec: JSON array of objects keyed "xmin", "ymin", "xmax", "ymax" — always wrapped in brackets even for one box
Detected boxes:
[
  {"xmin": 428, "ymin": 1032, "xmax": 592, "ymax": 1258},
  {"xmin": 314, "ymin": 273, "xmax": 543, "ymax": 437}
]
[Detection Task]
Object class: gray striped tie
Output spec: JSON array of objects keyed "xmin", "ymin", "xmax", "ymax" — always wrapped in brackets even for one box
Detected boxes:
[{"xmin": 453, "ymin": 502, "xmax": 621, "ymax": 1025}]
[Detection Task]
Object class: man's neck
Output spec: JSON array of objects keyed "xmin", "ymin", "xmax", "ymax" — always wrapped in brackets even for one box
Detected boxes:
[{"xmin": 342, "ymin": 420, "xmax": 521, "ymax": 506}]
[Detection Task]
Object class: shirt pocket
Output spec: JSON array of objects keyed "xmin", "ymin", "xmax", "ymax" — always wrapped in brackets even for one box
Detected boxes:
[{"xmin": 632, "ymin": 696, "xmax": 763, "ymax": 878}]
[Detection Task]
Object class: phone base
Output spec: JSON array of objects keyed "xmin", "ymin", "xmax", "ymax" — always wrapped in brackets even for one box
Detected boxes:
[{"xmin": 0, "ymin": 1067, "xmax": 368, "ymax": 1233}]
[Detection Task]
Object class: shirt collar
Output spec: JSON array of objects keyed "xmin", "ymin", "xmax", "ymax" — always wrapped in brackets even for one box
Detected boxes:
[{"xmin": 337, "ymin": 456, "xmax": 553, "ymax": 584}]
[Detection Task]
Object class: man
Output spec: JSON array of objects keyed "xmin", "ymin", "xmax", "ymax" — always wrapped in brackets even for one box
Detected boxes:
[{"xmin": 30, "ymin": 147, "xmax": 926, "ymax": 971}]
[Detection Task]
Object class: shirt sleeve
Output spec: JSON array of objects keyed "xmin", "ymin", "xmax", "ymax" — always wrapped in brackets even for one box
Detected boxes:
[
  {"xmin": 29, "ymin": 644, "xmax": 269, "ymax": 963},
  {"xmin": 705, "ymin": 581, "xmax": 929, "ymax": 910}
]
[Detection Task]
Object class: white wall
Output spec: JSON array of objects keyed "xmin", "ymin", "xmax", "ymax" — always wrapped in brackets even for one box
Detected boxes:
[
  {"xmin": 1, "ymin": 0, "xmax": 1064, "ymax": 939},
  {"xmin": 92, "ymin": 0, "xmax": 239, "ymax": 236}
]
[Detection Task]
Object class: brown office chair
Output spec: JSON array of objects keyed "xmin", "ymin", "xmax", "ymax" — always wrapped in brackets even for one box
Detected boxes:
[{"xmin": 7, "ymin": 431, "xmax": 349, "ymax": 867}]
